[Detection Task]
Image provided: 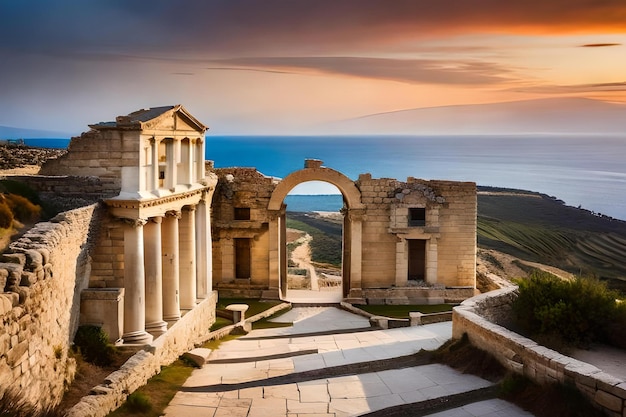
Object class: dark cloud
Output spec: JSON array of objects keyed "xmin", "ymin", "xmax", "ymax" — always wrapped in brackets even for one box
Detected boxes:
[
  {"xmin": 512, "ymin": 81, "xmax": 626, "ymax": 94},
  {"xmin": 2, "ymin": 1, "xmax": 626, "ymax": 58},
  {"xmin": 207, "ymin": 57, "xmax": 514, "ymax": 85},
  {"xmin": 580, "ymin": 43, "xmax": 622, "ymax": 47}
]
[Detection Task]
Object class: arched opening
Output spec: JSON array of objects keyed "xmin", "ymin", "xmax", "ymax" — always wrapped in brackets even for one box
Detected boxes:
[
  {"xmin": 267, "ymin": 161, "xmax": 365, "ymax": 302},
  {"xmin": 285, "ymin": 181, "xmax": 344, "ymax": 302}
]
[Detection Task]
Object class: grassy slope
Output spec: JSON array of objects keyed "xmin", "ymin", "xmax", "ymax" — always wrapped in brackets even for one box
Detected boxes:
[
  {"xmin": 478, "ymin": 186, "xmax": 626, "ymax": 287},
  {"xmin": 286, "ymin": 212, "xmax": 343, "ymax": 267}
]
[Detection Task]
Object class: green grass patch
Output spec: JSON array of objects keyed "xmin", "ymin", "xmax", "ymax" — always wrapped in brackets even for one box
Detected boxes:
[
  {"xmin": 216, "ymin": 298, "xmax": 282, "ymax": 317},
  {"xmin": 355, "ymin": 304, "xmax": 453, "ymax": 318},
  {"xmin": 107, "ymin": 359, "xmax": 195, "ymax": 417}
]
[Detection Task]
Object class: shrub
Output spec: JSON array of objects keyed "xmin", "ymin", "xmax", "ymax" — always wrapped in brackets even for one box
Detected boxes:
[
  {"xmin": 73, "ymin": 325, "xmax": 117, "ymax": 366},
  {"xmin": 513, "ymin": 271, "xmax": 621, "ymax": 348},
  {"xmin": 0, "ymin": 200, "xmax": 13, "ymax": 229},
  {"xmin": 5, "ymin": 193, "xmax": 41, "ymax": 223},
  {"xmin": 126, "ymin": 392, "xmax": 152, "ymax": 413}
]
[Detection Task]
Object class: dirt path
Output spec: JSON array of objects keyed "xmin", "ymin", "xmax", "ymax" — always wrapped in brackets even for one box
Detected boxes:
[{"xmin": 291, "ymin": 233, "xmax": 319, "ymax": 290}]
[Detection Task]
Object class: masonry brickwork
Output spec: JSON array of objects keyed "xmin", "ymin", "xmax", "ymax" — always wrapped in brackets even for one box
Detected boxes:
[
  {"xmin": 211, "ymin": 162, "xmax": 477, "ymax": 303},
  {"xmin": 0, "ymin": 204, "xmax": 100, "ymax": 409},
  {"xmin": 453, "ymin": 287, "xmax": 626, "ymax": 417}
]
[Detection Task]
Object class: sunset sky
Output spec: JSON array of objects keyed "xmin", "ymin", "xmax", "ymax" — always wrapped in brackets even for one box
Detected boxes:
[{"xmin": 1, "ymin": 1, "xmax": 626, "ymax": 135}]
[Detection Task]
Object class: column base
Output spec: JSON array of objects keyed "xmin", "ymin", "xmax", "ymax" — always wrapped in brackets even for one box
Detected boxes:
[
  {"xmin": 145, "ymin": 320, "xmax": 168, "ymax": 337},
  {"xmin": 122, "ymin": 330, "xmax": 153, "ymax": 345},
  {"xmin": 163, "ymin": 313, "xmax": 181, "ymax": 325}
]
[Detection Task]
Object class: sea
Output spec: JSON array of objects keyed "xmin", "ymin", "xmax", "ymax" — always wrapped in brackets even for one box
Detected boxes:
[{"xmin": 22, "ymin": 135, "xmax": 626, "ymax": 221}]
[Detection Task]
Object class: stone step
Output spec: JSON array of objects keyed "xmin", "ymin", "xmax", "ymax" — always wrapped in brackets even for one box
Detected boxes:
[{"xmin": 207, "ymin": 346, "xmax": 318, "ymax": 364}]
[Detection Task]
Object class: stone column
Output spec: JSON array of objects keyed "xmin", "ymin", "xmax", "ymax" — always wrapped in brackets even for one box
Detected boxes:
[
  {"xmin": 195, "ymin": 138, "xmax": 205, "ymax": 181},
  {"xmin": 122, "ymin": 219, "xmax": 153, "ymax": 344},
  {"xmin": 162, "ymin": 210, "xmax": 181, "ymax": 323},
  {"xmin": 195, "ymin": 193, "xmax": 211, "ymax": 298},
  {"xmin": 395, "ymin": 238, "xmax": 408, "ymax": 286},
  {"xmin": 164, "ymin": 139, "xmax": 177, "ymax": 189},
  {"xmin": 144, "ymin": 217, "xmax": 167, "ymax": 336},
  {"xmin": 425, "ymin": 237, "xmax": 439, "ymax": 284},
  {"xmin": 179, "ymin": 205, "xmax": 197, "ymax": 309},
  {"xmin": 267, "ymin": 209, "xmax": 282, "ymax": 297},
  {"xmin": 348, "ymin": 209, "xmax": 364, "ymax": 291},
  {"xmin": 151, "ymin": 137, "xmax": 160, "ymax": 191}
]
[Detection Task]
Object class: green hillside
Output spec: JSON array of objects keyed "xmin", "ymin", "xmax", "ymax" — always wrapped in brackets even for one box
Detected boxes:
[{"xmin": 478, "ymin": 187, "xmax": 626, "ymax": 289}]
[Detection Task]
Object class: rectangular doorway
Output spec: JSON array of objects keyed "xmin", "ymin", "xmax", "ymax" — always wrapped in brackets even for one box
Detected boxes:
[
  {"xmin": 408, "ymin": 239, "xmax": 426, "ymax": 281},
  {"xmin": 234, "ymin": 238, "xmax": 251, "ymax": 279}
]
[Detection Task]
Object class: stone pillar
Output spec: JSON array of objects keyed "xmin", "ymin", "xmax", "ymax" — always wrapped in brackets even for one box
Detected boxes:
[
  {"xmin": 395, "ymin": 238, "xmax": 408, "ymax": 286},
  {"xmin": 179, "ymin": 205, "xmax": 197, "ymax": 309},
  {"xmin": 221, "ymin": 237, "xmax": 234, "ymax": 282},
  {"xmin": 348, "ymin": 209, "xmax": 364, "ymax": 291},
  {"xmin": 425, "ymin": 237, "xmax": 439, "ymax": 284},
  {"xmin": 122, "ymin": 219, "xmax": 153, "ymax": 344},
  {"xmin": 195, "ymin": 193, "xmax": 211, "ymax": 298},
  {"xmin": 162, "ymin": 210, "xmax": 181, "ymax": 323},
  {"xmin": 195, "ymin": 138, "xmax": 205, "ymax": 181},
  {"xmin": 150, "ymin": 137, "xmax": 160, "ymax": 191},
  {"xmin": 268, "ymin": 210, "xmax": 281, "ymax": 297},
  {"xmin": 279, "ymin": 212, "xmax": 287, "ymax": 298},
  {"xmin": 144, "ymin": 217, "xmax": 167, "ymax": 336},
  {"xmin": 164, "ymin": 138, "xmax": 177, "ymax": 189},
  {"xmin": 181, "ymin": 139, "xmax": 193, "ymax": 185}
]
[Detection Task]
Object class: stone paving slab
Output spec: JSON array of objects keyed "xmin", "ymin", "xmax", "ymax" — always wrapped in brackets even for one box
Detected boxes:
[{"xmin": 162, "ymin": 307, "xmax": 535, "ymax": 417}]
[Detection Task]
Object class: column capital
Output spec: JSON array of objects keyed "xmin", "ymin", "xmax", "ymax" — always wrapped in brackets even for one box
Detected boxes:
[
  {"xmin": 344, "ymin": 208, "xmax": 366, "ymax": 222},
  {"xmin": 183, "ymin": 205, "xmax": 197, "ymax": 213},
  {"xmin": 165, "ymin": 210, "xmax": 182, "ymax": 219},
  {"xmin": 150, "ymin": 216, "xmax": 163, "ymax": 224},
  {"xmin": 121, "ymin": 218, "xmax": 147, "ymax": 228}
]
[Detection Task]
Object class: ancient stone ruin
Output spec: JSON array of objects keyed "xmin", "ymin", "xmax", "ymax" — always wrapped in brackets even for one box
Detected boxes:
[{"xmin": 0, "ymin": 105, "xmax": 477, "ymax": 411}]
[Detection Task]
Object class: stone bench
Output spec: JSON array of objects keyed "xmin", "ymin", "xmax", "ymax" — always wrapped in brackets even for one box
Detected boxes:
[{"xmin": 225, "ymin": 304, "xmax": 249, "ymax": 323}]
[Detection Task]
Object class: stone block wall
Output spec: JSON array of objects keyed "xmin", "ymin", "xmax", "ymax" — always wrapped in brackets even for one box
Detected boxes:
[
  {"xmin": 0, "ymin": 204, "xmax": 101, "ymax": 409},
  {"xmin": 357, "ymin": 175, "xmax": 476, "ymax": 289},
  {"xmin": 39, "ymin": 129, "xmax": 131, "ymax": 183},
  {"xmin": 211, "ymin": 168, "xmax": 276, "ymax": 285},
  {"xmin": 66, "ymin": 293, "xmax": 218, "ymax": 417},
  {"xmin": 453, "ymin": 288, "xmax": 626, "ymax": 417}
]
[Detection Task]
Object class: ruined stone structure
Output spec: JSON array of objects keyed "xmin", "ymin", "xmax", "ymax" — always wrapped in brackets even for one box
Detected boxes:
[
  {"xmin": 42, "ymin": 105, "xmax": 218, "ymax": 344},
  {"xmin": 0, "ymin": 104, "xmax": 477, "ymax": 411},
  {"xmin": 213, "ymin": 159, "xmax": 477, "ymax": 303}
]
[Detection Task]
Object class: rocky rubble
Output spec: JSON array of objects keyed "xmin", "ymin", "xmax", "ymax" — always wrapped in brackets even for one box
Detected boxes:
[{"xmin": 0, "ymin": 144, "xmax": 66, "ymax": 170}]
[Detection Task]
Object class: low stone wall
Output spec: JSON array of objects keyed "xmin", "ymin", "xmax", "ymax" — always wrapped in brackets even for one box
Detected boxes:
[
  {"xmin": 66, "ymin": 292, "xmax": 218, "ymax": 417},
  {"xmin": 0, "ymin": 204, "xmax": 101, "ymax": 409},
  {"xmin": 453, "ymin": 287, "xmax": 626, "ymax": 417},
  {"xmin": 361, "ymin": 287, "xmax": 474, "ymax": 305},
  {"xmin": 3, "ymin": 175, "xmax": 120, "ymax": 212},
  {"xmin": 66, "ymin": 299, "xmax": 290, "ymax": 417}
]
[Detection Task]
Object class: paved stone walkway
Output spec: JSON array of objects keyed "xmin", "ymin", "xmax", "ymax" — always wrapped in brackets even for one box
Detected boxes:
[{"xmin": 163, "ymin": 307, "xmax": 534, "ymax": 417}]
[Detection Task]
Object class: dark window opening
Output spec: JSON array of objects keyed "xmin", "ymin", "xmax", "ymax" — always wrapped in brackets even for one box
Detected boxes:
[
  {"xmin": 159, "ymin": 170, "xmax": 165, "ymax": 180},
  {"xmin": 234, "ymin": 207, "xmax": 251, "ymax": 221},
  {"xmin": 235, "ymin": 238, "xmax": 251, "ymax": 279},
  {"xmin": 408, "ymin": 239, "xmax": 426, "ymax": 281},
  {"xmin": 409, "ymin": 208, "xmax": 426, "ymax": 227}
]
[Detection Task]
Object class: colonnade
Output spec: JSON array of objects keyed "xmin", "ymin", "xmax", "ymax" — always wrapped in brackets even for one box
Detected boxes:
[{"xmin": 120, "ymin": 197, "xmax": 212, "ymax": 344}]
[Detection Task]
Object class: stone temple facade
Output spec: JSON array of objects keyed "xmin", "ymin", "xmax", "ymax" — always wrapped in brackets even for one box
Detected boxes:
[{"xmin": 42, "ymin": 105, "xmax": 217, "ymax": 344}]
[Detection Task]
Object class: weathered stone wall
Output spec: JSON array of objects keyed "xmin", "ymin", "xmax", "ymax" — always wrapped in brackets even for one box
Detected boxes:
[
  {"xmin": 2, "ymin": 175, "xmax": 120, "ymax": 212},
  {"xmin": 0, "ymin": 204, "xmax": 101, "ymax": 409},
  {"xmin": 66, "ymin": 293, "xmax": 218, "ymax": 417},
  {"xmin": 39, "ymin": 129, "xmax": 133, "ymax": 185},
  {"xmin": 453, "ymin": 288, "xmax": 626, "ymax": 417},
  {"xmin": 357, "ymin": 174, "xmax": 476, "ymax": 289},
  {"xmin": 211, "ymin": 168, "xmax": 276, "ymax": 285}
]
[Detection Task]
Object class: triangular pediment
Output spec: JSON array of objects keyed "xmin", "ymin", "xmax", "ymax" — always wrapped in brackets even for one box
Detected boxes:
[{"xmin": 90, "ymin": 104, "xmax": 208, "ymax": 134}]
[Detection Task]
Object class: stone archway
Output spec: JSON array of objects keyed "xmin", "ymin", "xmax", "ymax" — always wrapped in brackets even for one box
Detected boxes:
[{"xmin": 267, "ymin": 160, "xmax": 365, "ymax": 300}]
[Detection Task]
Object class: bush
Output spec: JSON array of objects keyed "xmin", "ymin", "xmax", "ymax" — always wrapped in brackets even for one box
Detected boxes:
[
  {"xmin": 73, "ymin": 325, "xmax": 117, "ymax": 366},
  {"xmin": 0, "ymin": 200, "xmax": 13, "ymax": 229},
  {"xmin": 5, "ymin": 193, "xmax": 41, "ymax": 223},
  {"xmin": 126, "ymin": 392, "xmax": 152, "ymax": 413},
  {"xmin": 513, "ymin": 271, "xmax": 622, "ymax": 348}
]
